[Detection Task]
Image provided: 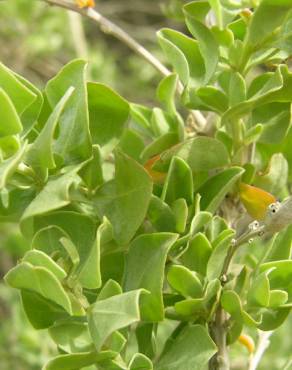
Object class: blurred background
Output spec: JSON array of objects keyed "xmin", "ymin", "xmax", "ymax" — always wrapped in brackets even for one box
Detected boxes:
[{"xmin": 0, "ymin": 1, "xmax": 291, "ymax": 369}]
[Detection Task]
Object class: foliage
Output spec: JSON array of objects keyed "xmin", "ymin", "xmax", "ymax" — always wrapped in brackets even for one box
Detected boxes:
[{"xmin": 1, "ymin": 0, "xmax": 292, "ymax": 369}]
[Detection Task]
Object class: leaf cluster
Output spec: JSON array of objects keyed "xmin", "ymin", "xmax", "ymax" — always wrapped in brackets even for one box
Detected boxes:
[{"xmin": 2, "ymin": 1, "xmax": 292, "ymax": 369}]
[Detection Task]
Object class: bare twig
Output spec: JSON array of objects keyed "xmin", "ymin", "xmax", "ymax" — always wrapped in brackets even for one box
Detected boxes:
[
  {"xmin": 44, "ymin": 0, "xmax": 170, "ymax": 76},
  {"xmin": 42, "ymin": 0, "xmax": 206, "ymax": 126},
  {"xmin": 248, "ymin": 331, "xmax": 273, "ymax": 370}
]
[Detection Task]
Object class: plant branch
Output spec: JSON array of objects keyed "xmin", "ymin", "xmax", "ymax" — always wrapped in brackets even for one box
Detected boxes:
[
  {"xmin": 209, "ymin": 307, "xmax": 230, "ymax": 370},
  {"xmin": 210, "ymin": 224, "xmax": 266, "ymax": 370},
  {"xmin": 248, "ymin": 331, "xmax": 273, "ymax": 370},
  {"xmin": 42, "ymin": 0, "xmax": 206, "ymax": 126},
  {"xmin": 48, "ymin": 0, "xmax": 171, "ymax": 76},
  {"xmin": 221, "ymin": 225, "xmax": 265, "ymax": 278}
]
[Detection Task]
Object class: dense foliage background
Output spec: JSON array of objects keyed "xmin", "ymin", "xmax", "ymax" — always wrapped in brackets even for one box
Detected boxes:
[
  {"xmin": 0, "ymin": 1, "xmax": 292, "ymax": 370},
  {"xmin": 0, "ymin": 2, "xmax": 184, "ymax": 368}
]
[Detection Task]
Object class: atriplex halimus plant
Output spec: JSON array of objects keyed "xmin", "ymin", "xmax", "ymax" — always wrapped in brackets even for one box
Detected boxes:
[{"xmin": 2, "ymin": 0, "xmax": 292, "ymax": 369}]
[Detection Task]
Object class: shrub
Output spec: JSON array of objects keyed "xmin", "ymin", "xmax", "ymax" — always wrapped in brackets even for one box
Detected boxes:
[{"xmin": 2, "ymin": 1, "xmax": 292, "ymax": 369}]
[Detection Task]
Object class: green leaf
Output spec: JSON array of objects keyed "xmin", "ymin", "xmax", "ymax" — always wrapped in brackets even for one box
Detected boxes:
[
  {"xmin": 171, "ymin": 198, "xmax": 188, "ymax": 233},
  {"xmin": 254, "ymin": 153, "xmax": 288, "ymax": 197},
  {"xmin": 147, "ymin": 195, "xmax": 177, "ymax": 232},
  {"xmin": 228, "ymin": 18, "xmax": 246, "ymax": 41},
  {"xmin": 175, "ymin": 279, "xmax": 221, "ymax": 317},
  {"xmin": 26, "ymin": 87, "xmax": 74, "ymax": 176},
  {"xmin": 182, "ymin": 233, "xmax": 212, "ymax": 276},
  {"xmin": 43, "ymin": 351, "xmax": 117, "ymax": 370},
  {"xmin": 157, "ymin": 73, "xmax": 178, "ymax": 114},
  {"xmin": 195, "ymin": 86, "xmax": 228, "ymax": 113},
  {"xmin": 0, "ymin": 135, "xmax": 20, "ymax": 158},
  {"xmin": 211, "ymin": 26, "xmax": 234, "ymax": 49},
  {"xmin": 0, "ymin": 88, "xmax": 23, "ymax": 136},
  {"xmin": 88, "ymin": 82, "xmax": 130, "ymax": 155},
  {"xmin": 167, "ymin": 265, "xmax": 203, "ymax": 298},
  {"xmin": 128, "ymin": 353, "xmax": 153, "ymax": 370},
  {"xmin": 184, "ymin": 2, "xmax": 219, "ymax": 84},
  {"xmin": 259, "ymin": 307, "xmax": 290, "ymax": 331},
  {"xmin": 209, "ymin": 0, "xmax": 237, "ymax": 28},
  {"xmin": 189, "ymin": 211, "xmax": 212, "ymax": 235},
  {"xmin": 157, "ymin": 28, "xmax": 205, "ymax": 86},
  {"xmin": 161, "ymin": 156, "xmax": 193, "ymax": 205},
  {"xmin": 94, "ymin": 151, "xmax": 152, "ymax": 245},
  {"xmin": 0, "ymin": 142, "xmax": 27, "ymax": 190},
  {"xmin": 197, "ymin": 167, "xmax": 244, "ymax": 213},
  {"xmin": 156, "ymin": 325, "xmax": 217, "ymax": 370},
  {"xmin": 151, "ymin": 108, "xmax": 181, "ymax": 137},
  {"xmin": 49, "ymin": 321, "xmax": 92, "ymax": 353},
  {"xmin": 234, "ymin": 266, "xmax": 249, "ymax": 296},
  {"xmin": 21, "ymin": 290, "xmax": 67, "ymax": 329},
  {"xmin": 141, "ymin": 133, "xmax": 179, "ymax": 163},
  {"xmin": 59, "ymin": 236, "xmax": 80, "ymax": 273},
  {"xmin": 45, "ymin": 59, "xmax": 91, "ymax": 164},
  {"xmin": 245, "ymin": 0, "xmax": 292, "ymax": 48},
  {"xmin": 260, "ymin": 260, "xmax": 292, "ymax": 292},
  {"xmin": 228, "ymin": 71, "xmax": 246, "ymax": 106},
  {"xmin": 252, "ymin": 102, "xmax": 291, "ymax": 144},
  {"xmin": 123, "ymin": 233, "xmax": 178, "ymax": 321},
  {"xmin": 33, "ymin": 211, "xmax": 97, "ymax": 274},
  {"xmin": 5, "ymin": 262, "xmax": 72, "ymax": 313},
  {"xmin": 21, "ymin": 168, "xmax": 81, "ymax": 234},
  {"xmin": 221, "ymin": 290, "xmax": 261, "ymax": 326},
  {"xmin": 104, "ymin": 331, "xmax": 126, "ymax": 353},
  {"xmin": 79, "ymin": 144, "xmax": 104, "ymax": 190},
  {"xmin": 14, "ymin": 72, "xmax": 44, "ymax": 136},
  {"xmin": 269, "ymin": 290, "xmax": 288, "ymax": 308},
  {"xmin": 98, "ymin": 280, "xmax": 123, "ymax": 301},
  {"xmin": 275, "ymin": 10, "xmax": 292, "ymax": 54},
  {"xmin": 223, "ymin": 66, "xmax": 292, "ymax": 124},
  {"xmin": 101, "ymin": 251, "xmax": 125, "ymax": 285},
  {"xmin": 136, "ymin": 323, "xmax": 155, "ymax": 359},
  {"xmin": 243, "ymin": 124, "xmax": 263, "ymax": 145},
  {"xmin": 31, "ymin": 225, "xmax": 70, "ymax": 258},
  {"xmin": 265, "ymin": 225, "xmax": 292, "ymax": 262},
  {"xmin": 153, "ymin": 137, "xmax": 229, "ymax": 172},
  {"xmin": 118, "ymin": 129, "xmax": 145, "ymax": 162},
  {"xmin": 0, "ymin": 61, "xmax": 36, "ymax": 114},
  {"xmin": 78, "ymin": 217, "xmax": 105, "ymax": 289},
  {"xmin": 0, "ymin": 188, "xmax": 35, "ymax": 223},
  {"xmin": 88, "ymin": 290, "xmax": 144, "ymax": 351},
  {"xmin": 22, "ymin": 249, "xmax": 66, "ymax": 281},
  {"xmin": 247, "ymin": 271, "xmax": 270, "ymax": 307},
  {"xmin": 206, "ymin": 216, "xmax": 229, "ymax": 242},
  {"xmin": 221, "ymin": 290, "xmax": 243, "ymax": 322},
  {"xmin": 130, "ymin": 103, "xmax": 152, "ymax": 133},
  {"xmin": 207, "ymin": 229, "xmax": 235, "ymax": 280}
]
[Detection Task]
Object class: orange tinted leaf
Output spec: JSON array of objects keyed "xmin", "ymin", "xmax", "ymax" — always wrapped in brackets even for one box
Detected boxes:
[
  {"xmin": 239, "ymin": 183, "xmax": 276, "ymax": 220},
  {"xmin": 144, "ymin": 154, "xmax": 166, "ymax": 184}
]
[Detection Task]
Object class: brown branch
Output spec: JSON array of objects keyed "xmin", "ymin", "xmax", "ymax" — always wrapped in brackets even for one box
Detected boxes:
[
  {"xmin": 43, "ymin": 0, "xmax": 206, "ymax": 127},
  {"xmin": 44, "ymin": 0, "xmax": 171, "ymax": 77},
  {"xmin": 210, "ymin": 224, "xmax": 266, "ymax": 370}
]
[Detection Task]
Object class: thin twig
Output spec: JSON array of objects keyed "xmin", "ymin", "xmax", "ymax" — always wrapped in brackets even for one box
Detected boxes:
[
  {"xmin": 43, "ymin": 0, "xmax": 206, "ymax": 126},
  {"xmin": 211, "ymin": 224, "xmax": 266, "ymax": 370},
  {"xmin": 248, "ymin": 331, "xmax": 273, "ymax": 370},
  {"xmin": 44, "ymin": 0, "xmax": 171, "ymax": 77},
  {"xmin": 220, "ymin": 225, "xmax": 265, "ymax": 278}
]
